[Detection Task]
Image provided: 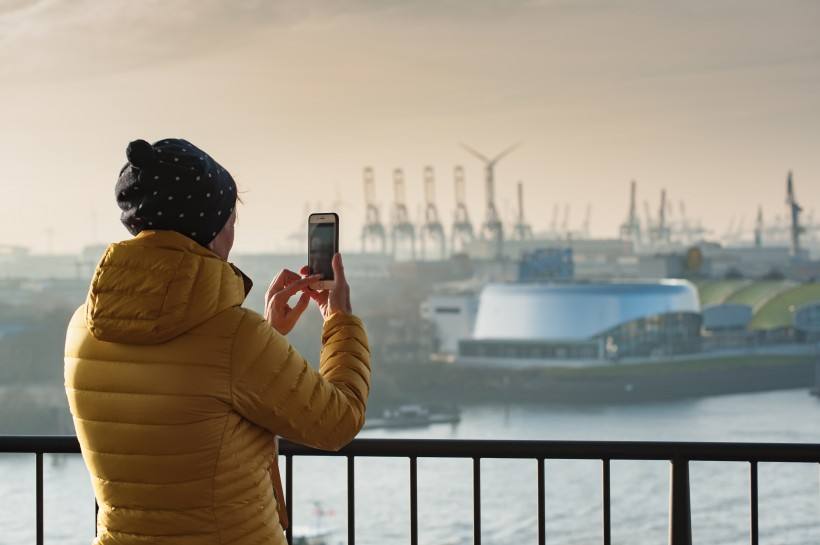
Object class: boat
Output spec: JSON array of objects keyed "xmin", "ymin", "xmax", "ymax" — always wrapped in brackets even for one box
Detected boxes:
[
  {"xmin": 292, "ymin": 502, "xmax": 337, "ymax": 545},
  {"xmin": 365, "ymin": 404, "xmax": 461, "ymax": 430},
  {"xmin": 292, "ymin": 525, "xmax": 335, "ymax": 545}
]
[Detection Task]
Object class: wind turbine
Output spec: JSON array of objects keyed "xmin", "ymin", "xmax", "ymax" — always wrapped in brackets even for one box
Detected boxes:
[{"xmin": 461, "ymin": 142, "xmax": 520, "ymax": 258}]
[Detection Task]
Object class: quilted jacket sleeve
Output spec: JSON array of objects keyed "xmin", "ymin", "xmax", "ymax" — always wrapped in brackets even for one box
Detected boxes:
[{"xmin": 230, "ymin": 310, "xmax": 371, "ymax": 451}]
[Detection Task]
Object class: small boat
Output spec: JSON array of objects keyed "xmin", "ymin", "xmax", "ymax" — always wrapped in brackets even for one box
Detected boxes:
[
  {"xmin": 291, "ymin": 525, "xmax": 334, "ymax": 545},
  {"xmin": 292, "ymin": 502, "xmax": 337, "ymax": 545},
  {"xmin": 365, "ymin": 404, "xmax": 461, "ymax": 430}
]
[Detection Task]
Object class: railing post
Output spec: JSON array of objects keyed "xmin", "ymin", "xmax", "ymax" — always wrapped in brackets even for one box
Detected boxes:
[
  {"xmin": 473, "ymin": 457, "xmax": 481, "ymax": 545},
  {"xmin": 750, "ymin": 461, "xmax": 758, "ymax": 545},
  {"xmin": 537, "ymin": 458, "xmax": 545, "ymax": 545},
  {"xmin": 668, "ymin": 458, "xmax": 692, "ymax": 545},
  {"xmin": 348, "ymin": 455, "xmax": 355, "ymax": 545},
  {"xmin": 602, "ymin": 459, "xmax": 611, "ymax": 545},
  {"xmin": 410, "ymin": 456, "xmax": 418, "ymax": 545},
  {"xmin": 286, "ymin": 455, "xmax": 293, "ymax": 545},
  {"xmin": 36, "ymin": 452, "xmax": 43, "ymax": 545}
]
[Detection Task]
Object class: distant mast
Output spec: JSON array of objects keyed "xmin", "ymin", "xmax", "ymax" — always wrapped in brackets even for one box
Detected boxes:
[
  {"xmin": 511, "ymin": 181, "xmax": 533, "ymax": 241},
  {"xmin": 754, "ymin": 206, "xmax": 763, "ymax": 248},
  {"xmin": 658, "ymin": 188, "xmax": 669, "ymax": 244},
  {"xmin": 619, "ymin": 180, "xmax": 641, "ymax": 246},
  {"xmin": 786, "ymin": 170, "xmax": 803, "ymax": 258}
]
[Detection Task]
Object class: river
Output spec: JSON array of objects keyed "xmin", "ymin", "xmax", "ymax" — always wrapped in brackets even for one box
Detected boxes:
[{"xmin": 2, "ymin": 388, "xmax": 819, "ymax": 545}]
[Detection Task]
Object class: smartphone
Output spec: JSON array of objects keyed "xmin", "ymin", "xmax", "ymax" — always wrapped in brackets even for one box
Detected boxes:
[{"xmin": 308, "ymin": 213, "xmax": 339, "ymax": 290}]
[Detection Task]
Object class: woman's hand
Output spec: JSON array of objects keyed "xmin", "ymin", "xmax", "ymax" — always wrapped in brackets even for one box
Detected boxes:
[
  {"xmin": 300, "ymin": 253, "xmax": 352, "ymax": 320},
  {"xmin": 265, "ymin": 269, "xmax": 321, "ymax": 335}
]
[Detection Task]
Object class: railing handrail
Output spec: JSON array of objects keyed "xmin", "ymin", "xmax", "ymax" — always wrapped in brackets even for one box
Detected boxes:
[{"xmin": 2, "ymin": 435, "xmax": 820, "ymax": 462}]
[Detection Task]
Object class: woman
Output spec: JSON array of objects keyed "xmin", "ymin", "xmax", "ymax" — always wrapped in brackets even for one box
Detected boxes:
[{"xmin": 64, "ymin": 139, "xmax": 371, "ymax": 544}]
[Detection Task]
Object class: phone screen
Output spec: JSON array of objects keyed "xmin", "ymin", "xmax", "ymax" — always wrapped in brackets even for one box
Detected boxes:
[{"xmin": 308, "ymin": 222, "xmax": 336, "ymax": 281}]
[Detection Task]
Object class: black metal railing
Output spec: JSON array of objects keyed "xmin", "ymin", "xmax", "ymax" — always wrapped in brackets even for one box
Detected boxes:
[{"xmin": 2, "ymin": 436, "xmax": 820, "ymax": 545}]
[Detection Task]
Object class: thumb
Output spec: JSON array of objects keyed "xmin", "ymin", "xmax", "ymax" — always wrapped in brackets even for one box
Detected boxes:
[{"xmin": 332, "ymin": 253, "xmax": 346, "ymax": 284}]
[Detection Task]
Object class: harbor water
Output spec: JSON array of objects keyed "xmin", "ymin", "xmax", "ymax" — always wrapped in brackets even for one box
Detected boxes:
[{"xmin": 2, "ymin": 388, "xmax": 820, "ymax": 545}]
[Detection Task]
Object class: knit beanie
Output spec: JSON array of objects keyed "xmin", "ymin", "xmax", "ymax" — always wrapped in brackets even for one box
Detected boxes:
[{"xmin": 115, "ymin": 138, "xmax": 238, "ymax": 247}]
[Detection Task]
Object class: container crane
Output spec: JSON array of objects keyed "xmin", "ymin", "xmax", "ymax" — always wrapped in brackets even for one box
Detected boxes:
[
  {"xmin": 390, "ymin": 168, "xmax": 416, "ymax": 261},
  {"xmin": 360, "ymin": 167, "xmax": 387, "ymax": 254},
  {"xmin": 419, "ymin": 166, "xmax": 446, "ymax": 260}
]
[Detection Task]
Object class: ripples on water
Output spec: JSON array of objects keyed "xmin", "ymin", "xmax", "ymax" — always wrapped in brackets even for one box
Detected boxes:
[{"xmin": 2, "ymin": 389, "xmax": 820, "ymax": 545}]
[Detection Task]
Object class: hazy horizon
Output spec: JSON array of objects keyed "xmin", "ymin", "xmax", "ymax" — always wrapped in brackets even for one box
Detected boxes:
[{"xmin": 1, "ymin": 0, "xmax": 818, "ymax": 253}]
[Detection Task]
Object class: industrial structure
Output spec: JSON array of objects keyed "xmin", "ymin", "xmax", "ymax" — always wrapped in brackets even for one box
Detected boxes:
[
  {"xmin": 419, "ymin": 166, "xmax": 446, "ymax": 260},
  {"xmin": 511, "ymin": 181, "xmax": 533, "ymax": 241},
  {"xmin": 450, "ymin": 165, "xmax": 474, "ymax": 254},
  {"xmin": 619, "ymin": 180, "xmax": 641, "ymax": 245},
  {"xmin": 390, "ymin": 168, "xmax": 416, "ymax": 261},
  {"xmin": 356, "ymin": 146, "xmax": 816, "ymax": 289},
  {"xmin": 754, "ymin": 207, "xmax": 764, "ymax": 248},
  {"xmin": 786, "ymin": 170, "xmax": 804, "ymax": 258},
  {"xmin": 644, "ymin": 189, "xmax": 671, "ymax": 247},
  {"xmin": 698, "ymin": 278, "xmax": 820, "ymax": 345},
  {"xmin": 461, "ymin": 143, "xmax": 519, "ymax": 259},
  {"xmin": 423, "ymin": 280, "xmax": 703, "ymax": 367},
  {"xmin": 360, "ymin": 166, "xmax": 387, "ymax": 254},
  {"xmin": 423, "ymin": 277, "xmax": 820, "ymax": 369}
]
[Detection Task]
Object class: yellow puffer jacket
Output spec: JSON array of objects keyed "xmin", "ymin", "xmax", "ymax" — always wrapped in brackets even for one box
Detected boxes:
[{"xmin": 64, "ymin": 230, "xmax": 370, "ymax": 545}]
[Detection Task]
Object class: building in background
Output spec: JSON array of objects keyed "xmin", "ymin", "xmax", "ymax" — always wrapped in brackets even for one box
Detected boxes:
[{"xmin": 425, "ymin": 280, "xmax": 703, "ymax": 368}]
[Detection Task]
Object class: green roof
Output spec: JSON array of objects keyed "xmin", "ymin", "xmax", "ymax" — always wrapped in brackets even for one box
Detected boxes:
[
  {"xmin": 723, "ymin": 281, "xmax": 794, "ymax": 311},
  {"xmin": 696, "ymin": 280, "xmax": 751, "ymax": 307},
  {"xmin": 749, "ymin": 283, "xmax": 820, "ymax": 330}
]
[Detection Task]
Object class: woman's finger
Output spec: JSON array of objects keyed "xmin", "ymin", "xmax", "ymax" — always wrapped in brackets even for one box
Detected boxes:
[
  {"xmin": 307, "ymin": 287, "xmax": 328, "ymax": 305},
  {"xmin": 331, "ymin": 253, "xmax": 346, "ymax": 286},
  {"xmin": 291, "ymin": 292, "xmax": 310, "ymax": 318},
  {"xmin": 280, "ymin": 274, "xmax": 321, "ymax": 297},
  {"xmin": 267, "ymin": 269, "xmax": 299, "ymax": 299}
]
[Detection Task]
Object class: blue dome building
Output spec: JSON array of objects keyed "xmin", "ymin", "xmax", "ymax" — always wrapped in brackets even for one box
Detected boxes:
[{"xmin": 456, "ymin": 280, "xmax": 702, "ymax": 366}]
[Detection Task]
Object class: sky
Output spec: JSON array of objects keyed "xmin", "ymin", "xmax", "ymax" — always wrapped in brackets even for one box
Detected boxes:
[{"xmin": 0, "ymin": 0, "xmax": 818, "ymax": 254}]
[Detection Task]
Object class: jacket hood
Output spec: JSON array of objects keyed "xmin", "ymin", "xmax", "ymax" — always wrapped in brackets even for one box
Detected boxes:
[{"xmin": 85, "ymin": 230, "xmax": 251, "ymax": 344}]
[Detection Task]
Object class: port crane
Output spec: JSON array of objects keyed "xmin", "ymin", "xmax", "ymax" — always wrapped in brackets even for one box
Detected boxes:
[
  {"xmin": 419, "ymin": 166, "xmax": 446, "ymax": 260},
  {"xmin": 390, "ymin": 168, "xmax": 416, "ymax": 261},
  {"xmin": 360, "ymin": 167, "xmax": 387, "ymax": 254},
  {"xmin": 450, "ymin": 165, "xmax": 475, "ymax": 254}
]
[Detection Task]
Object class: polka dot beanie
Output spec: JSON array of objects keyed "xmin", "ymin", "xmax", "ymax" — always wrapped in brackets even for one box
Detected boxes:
[{"xmin": 115, "ymin": 138, "xmax": 237, "ymax": 247}]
